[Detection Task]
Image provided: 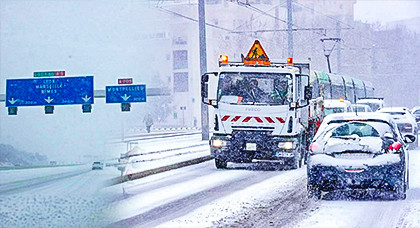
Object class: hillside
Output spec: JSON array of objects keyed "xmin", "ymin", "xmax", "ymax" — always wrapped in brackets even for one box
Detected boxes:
[{"xmin": 0, "ymin": 144, "xmax": 48, "ymax": 166}]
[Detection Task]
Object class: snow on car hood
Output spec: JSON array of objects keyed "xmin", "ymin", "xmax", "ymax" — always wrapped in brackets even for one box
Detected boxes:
[{"xmin": 323, "ymin": 136, "xmax": 383, "ymax": 154}]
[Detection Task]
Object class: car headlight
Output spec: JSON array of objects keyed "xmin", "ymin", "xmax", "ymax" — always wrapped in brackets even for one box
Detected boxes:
[
  {"xmin": 278, "ymin": 141, "xmax": 295, "ymax": 150},
  {"xmin": 211, "ymin": 138, "xmax": 227, "ymax": 148}
]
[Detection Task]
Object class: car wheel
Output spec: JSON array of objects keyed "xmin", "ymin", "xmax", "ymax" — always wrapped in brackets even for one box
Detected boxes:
[
  {"xmin": 307, "ymin": 183, "xmax": 321, "ymax": 199},
  {"xmin": 215, "ymin": 158, "xmax": 227, "ymax": 169},
  {"xmin": 392, "ymin": 182, "xmax": 406, "ymax": 200}
]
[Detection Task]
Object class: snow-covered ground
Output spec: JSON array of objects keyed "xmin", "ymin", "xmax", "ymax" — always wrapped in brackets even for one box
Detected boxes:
[
  {"xmin": 1, "ymin": 133, "xmax": 419, "ymax": 227},
  {"xmin": 0, "ymin": 166, "xmax": 121, "ymax": 227},
  {"xmin": 106, "ymin": 139, "xmax": 420, "ymax": 227},
  {"xmin": 108, "ymin": 131, "xmax": 210, "ymax": 175},
  {"xmin": 0, "ymin": 164, "xmax": 91, "ymax": 185}
]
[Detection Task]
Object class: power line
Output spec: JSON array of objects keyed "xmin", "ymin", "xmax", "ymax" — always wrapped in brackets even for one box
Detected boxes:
[
  {"xmin": 230, "ymin": 0, "xmax": 288, "ymax": 31},
  {"xmin": 156, "ymin": 7, "xmax": 234, "ymax": 32},
  {"xmin": 230, "ymin": 27, "xmax": 327, "ymax": 35},
  {"xmin": 232, "ymin": 1, "xmax": 328, "ymax": 37},
  {"xmin": 293, "ymin": 1, "xmax": 354, "ymax": 30}
]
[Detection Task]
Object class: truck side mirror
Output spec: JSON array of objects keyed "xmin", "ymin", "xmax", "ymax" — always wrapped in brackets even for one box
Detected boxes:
[
  {"xmin": 201, "ymin": 74, "xmax": 209, "ymax": 104},
  {"xmin": 304, "ymin": 86, "xmax": 313, "ymax": 100},
  {"xmin": 201, "ymin": 72, "xmax": 219, "ymax": 106}
]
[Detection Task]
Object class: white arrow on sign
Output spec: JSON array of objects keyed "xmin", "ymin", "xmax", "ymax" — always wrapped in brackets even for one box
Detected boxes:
[
  {"xmin": 82, "ymin": 95, "xmax": 91, "ymax": 102},
  {"xmin": 121, "ymin": 94, "xmax": 131, "ymax": 101},
  {"xmin": 8, "ymin": 98, "xmax": 18, "ymax": 105},
  {"xmin": 44, "ymin": 96, "xmax": 54, "ymax": 103}
]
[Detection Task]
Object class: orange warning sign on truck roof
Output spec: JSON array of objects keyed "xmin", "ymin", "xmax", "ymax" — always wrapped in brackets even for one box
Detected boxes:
[{"xmin": 244, "ymin": 40, "xmax": 271, "ymax": 65}]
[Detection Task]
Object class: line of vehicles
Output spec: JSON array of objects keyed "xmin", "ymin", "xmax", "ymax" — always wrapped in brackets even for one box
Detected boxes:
[{"xmin": 201, "ymin": 40, "xmax": 418, "ymax": 199}]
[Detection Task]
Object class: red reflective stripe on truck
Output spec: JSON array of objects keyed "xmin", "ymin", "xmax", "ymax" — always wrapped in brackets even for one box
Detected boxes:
[
  {"xmin": 254, "ymin": 117, "xmax": 263, "ymax": 123},
  {"xmin": 221, "ymin": 115, "xmax": 230, "ymax": 121},
  {"xmin": 276, "ymin": 117, "xmax": 285, "ymax": 123},
  {"xmin": 243, "ymin": 116, "xmax": 252, "ymax": 122},
  {"xmin": 231, "ymin": 116, "xmax": 241, "ymax": 122},
  {"xmin": 265, "ymin": 117, "xmax": 275, "ymax": 123}
]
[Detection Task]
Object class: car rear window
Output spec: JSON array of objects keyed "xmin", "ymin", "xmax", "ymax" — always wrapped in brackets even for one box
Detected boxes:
[
  {"xmin": 383, "ymin": 112, "xmax": 406, "ymax": 115},
  {"xmin": 331, "ymin": 122, "xmax": 380, "ymax": 137},
  {"xmin": 324, "ymin": 107, "xmax": 345, "ymax": 115},
  {"xmin": 315, "ymin": 120, "xmax": 395, "ymax": 141}
]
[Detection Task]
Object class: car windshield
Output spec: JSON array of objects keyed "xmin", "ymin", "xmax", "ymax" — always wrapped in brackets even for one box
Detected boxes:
[{"xmin": 218, "ymin": 72, "xmax": 292, "ymax": 105}]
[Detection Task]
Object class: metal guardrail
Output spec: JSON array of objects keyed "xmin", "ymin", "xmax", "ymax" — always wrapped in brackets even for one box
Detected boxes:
[{"xmin": 0, "ymin": 88, "xmax": 171, "ymax": 102}]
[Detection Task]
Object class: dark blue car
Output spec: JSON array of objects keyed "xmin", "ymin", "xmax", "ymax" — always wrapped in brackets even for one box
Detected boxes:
[{"xmin": 307, "ymin": 113, "xmax": 416, "ymax": 200}]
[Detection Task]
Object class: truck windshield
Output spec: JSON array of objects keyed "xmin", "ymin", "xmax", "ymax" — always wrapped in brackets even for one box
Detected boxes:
[{"xmin": 218, "ymin": 72, "xmax": 292, "ymax": 105}]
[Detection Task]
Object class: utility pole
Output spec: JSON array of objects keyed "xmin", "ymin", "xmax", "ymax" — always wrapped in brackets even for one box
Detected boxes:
[
  {"xmin": 199, "ymin": 0, "xmax": 209, "ymax": 141},
  {"xmin": 336, "ymin": 18, "xmax": 342, "ymax": 74},
  {"xmin": 287, "ymin": 0, "xmax": 293, "ymax": 57}
]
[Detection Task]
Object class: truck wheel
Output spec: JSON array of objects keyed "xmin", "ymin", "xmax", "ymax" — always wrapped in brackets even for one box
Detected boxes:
[
  {"xmin": 215, "ymin": 158, "xmax": 227, "ymax": 169},
  {"xmin": 291, "ymin": 156, "xmax": 301, "ymax": 169},
  {"xmin": 292, "ymin": 148, "xmax": 303, "ymax": 169}
]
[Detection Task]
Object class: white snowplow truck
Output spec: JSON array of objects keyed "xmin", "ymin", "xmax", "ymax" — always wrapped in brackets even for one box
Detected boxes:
[{"xmin": 201, "ymin": 40, "xmax": 315, "ymax": 169}]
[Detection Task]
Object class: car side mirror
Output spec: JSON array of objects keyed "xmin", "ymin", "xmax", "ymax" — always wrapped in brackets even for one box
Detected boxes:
[{"xmin": 404, "ymin": 134, "xmax": 416, "ymax": 144}]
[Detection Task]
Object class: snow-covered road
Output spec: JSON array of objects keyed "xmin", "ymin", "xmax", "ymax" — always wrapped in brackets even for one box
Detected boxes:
[
  {"xmin": 0, "ymin": 166, "xmax": 120, "ymax": 227},
  {"xmin": 1, "ymin": 132, "xmax": 419, "ymax": 227},
  {"xmin": 108, "ymin": 147, "xmax": 420, "ymax": 228}
]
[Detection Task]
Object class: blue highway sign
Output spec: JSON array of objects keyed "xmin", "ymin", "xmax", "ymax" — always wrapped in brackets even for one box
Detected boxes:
[
  {"xmin": 6, "ymin": 76, "xmax": 94, "ymax": 107},
  {"xmin": 106, "ymin": 85, "xmax": 146, "ymax": 103}
]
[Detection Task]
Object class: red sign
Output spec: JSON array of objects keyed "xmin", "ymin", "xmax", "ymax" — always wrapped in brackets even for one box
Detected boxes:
[
  {"xmin": 54, "ymin": 71, "xmax": 65, "ymax": 76},
  {"xmin": 118, "ymin": 78, "xmax": 133, "ymax": 84}
]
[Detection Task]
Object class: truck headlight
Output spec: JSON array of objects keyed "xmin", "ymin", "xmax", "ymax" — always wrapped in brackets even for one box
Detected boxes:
[
  {"xmin": 278, "ymin": 141, "xmax": 295, "ymax": 150},
  {"xmin": 211, "ymin": 139, "xmax": 227, "ymax": 148}
]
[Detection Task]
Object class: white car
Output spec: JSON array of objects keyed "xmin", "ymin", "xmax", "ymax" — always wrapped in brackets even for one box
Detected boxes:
[
  {"xmin": 411, "ymin": 106, "xmax": 420, "ymax": 131},
  {"xmin": 350, "ymin": 104, "xmax": 373, "ymax": 112},
  {"xmin": 356, "ymin": 98, "xmax": 385, "ymax": 112},
  {"xmin": 92, "ymin": 161, "xmax": 104, "ymax": 170},
  {"xmin": 323, "ymin": 99, "xmax": 352, "ymax": 116},
  {"xmin": 377, "ymin": 107, "xmax": 418, "ymax": 148}
]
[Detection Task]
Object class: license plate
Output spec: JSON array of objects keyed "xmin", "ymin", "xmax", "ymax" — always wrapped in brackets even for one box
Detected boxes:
[
  {"xmin": 275, "ymin": 152, "xmax": 293, "ymax": 158},
  {"xmin": 246, "ymin": 143, "xmax": 257, "ymax": 151}
]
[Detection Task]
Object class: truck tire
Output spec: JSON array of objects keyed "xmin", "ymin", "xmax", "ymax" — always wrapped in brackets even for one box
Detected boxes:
[
  {"xmin": 291, "ymin": 147, "xmax": 303, "ymax": 169},
  {"xmin": 215, "ymin": 158, "xmax": 227, "ymax": 169}
]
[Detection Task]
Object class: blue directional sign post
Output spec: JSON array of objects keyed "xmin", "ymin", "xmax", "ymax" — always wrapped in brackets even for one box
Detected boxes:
[
  {"xmin": 106, "ymin": 85, "xmax": 146, "ymax": 112},
  {"xmin": 6, "ymin": 76, "xmax": 94, "ymax": 114}
]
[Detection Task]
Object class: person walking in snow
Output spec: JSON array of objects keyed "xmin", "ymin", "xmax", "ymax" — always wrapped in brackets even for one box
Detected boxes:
[{"xmin": 144, "ymin": 113, "xmax": 154, "ymax": 133}]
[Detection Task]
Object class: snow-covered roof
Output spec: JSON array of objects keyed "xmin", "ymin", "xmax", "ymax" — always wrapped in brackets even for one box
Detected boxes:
[
  {"xmin": 219, "ymin": 64, "xmax": 299, "ymax": 74},
  {"xmin": 356, "ymin": 99, "xmax": 384, "ymax": 104},
  {"xmin": 377, "ymin": 107, "xmax": 410, "ymax": 112},
  {"xmin": 324, "ymin": 99, "xmax": 351, "ymax": 108},
  {"xmin": 322, "ymin": 112, "xmax": 394, "ymax": 124}
]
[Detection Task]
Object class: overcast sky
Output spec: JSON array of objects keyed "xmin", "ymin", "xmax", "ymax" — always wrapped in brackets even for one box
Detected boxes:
[
  {"xmin": 354, "ymin": 0, "xmax": 420, "ymax": 24},
  {"xmin": 1, "ymin": 0, "xmax": 419, "ymax": 163}
]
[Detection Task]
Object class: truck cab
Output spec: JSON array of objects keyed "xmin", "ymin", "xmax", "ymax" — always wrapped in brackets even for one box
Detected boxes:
[{"xmin": 201, "ymin": 41, "xmax": 313, "ymax": 169}]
